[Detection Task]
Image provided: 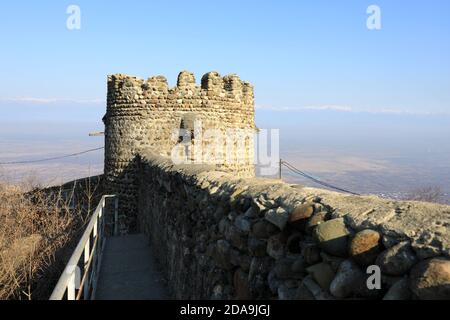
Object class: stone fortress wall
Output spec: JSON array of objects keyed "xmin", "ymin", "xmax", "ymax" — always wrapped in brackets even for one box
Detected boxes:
[
  {"xmin": 103, "ymin": 71, "xmax": 256, "ymax": 231},
  {"xmin": 136, "ymin": 151, "xmax": 450, "ymax": 300},
  {"xmin": 103, "ymin": 71, "xmax": 450, "ymax": 299}
]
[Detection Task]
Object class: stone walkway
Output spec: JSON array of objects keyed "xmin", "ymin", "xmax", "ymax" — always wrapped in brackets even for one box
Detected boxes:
[{"xmin": 95, "ymin": 234, "xmax": 168, "ymax": 300}]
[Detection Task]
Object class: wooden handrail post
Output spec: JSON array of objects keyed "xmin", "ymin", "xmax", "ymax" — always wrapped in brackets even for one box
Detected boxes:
[{"xmin": 67, "ymin": 271, "xmax": 76, "ymax": 300}]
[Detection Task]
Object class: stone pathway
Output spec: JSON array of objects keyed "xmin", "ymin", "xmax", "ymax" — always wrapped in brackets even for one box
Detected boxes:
[{"xmin": 95, "ymin": 234, "xmax": 168, "ymax": 300}]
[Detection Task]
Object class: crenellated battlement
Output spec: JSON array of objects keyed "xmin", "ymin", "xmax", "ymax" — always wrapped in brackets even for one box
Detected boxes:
[
  {"xmin": 107, "ymin": 71, "xmax": 254, "ymax": 104},
  {"xmin": 177, "ymin": 70, "xmax": 196, "ymax": 88}
]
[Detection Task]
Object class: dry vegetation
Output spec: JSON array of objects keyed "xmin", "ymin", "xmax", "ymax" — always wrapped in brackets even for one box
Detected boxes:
[
  {"xmin": 0, "ymin": 175, "xmax": 102, "ymax": 300},
  {"xmin": 403, "ymin": 185, "xmax": 446, "ymax": 204}
]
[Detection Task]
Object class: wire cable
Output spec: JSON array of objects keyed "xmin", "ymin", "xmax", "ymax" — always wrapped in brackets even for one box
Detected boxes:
[
  {"xmin": 1, "ymin": 148, "xmax": 360, "ymax": 195},
  {"xmin": 0, "ymin": 147, "xmax": 104, "ymax": 165},
  {"xmin": 281, "ymin": 159, "xmax": 360, "ymax": 195}
]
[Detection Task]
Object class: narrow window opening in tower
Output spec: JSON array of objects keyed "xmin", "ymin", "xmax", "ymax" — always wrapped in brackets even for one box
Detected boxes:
[{"xmin": 179, "ymin": 114, "xmax": 198, "ymax": 162}]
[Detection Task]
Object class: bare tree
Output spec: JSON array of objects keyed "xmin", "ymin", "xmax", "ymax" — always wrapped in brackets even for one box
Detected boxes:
[{"xmin": 404, "ymin": 185, "xmax": 445, "ymax": 204}]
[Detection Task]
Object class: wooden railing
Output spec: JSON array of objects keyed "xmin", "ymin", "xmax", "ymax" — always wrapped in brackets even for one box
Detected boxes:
[{"xmin": 49, "ymin": 195, "xmax": 118, "ymax": 300}]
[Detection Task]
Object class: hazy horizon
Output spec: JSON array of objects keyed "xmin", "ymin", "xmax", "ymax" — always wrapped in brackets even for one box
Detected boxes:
[{"xmin": 1, "ymin": 102, "xmax": 449, "ymax": 203}]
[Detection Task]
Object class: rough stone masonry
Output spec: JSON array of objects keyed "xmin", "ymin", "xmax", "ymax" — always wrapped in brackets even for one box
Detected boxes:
[
  {"xmin": 136, "ymin": 151, "xmax": 450, "ymax": 300},
  {"xmin": 104, "ymin": 71, "xmax": 450, "ymax": 299}
]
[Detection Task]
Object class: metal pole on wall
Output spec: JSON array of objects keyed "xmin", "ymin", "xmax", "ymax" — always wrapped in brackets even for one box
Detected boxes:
[
  {"xmin": 279, "ymin": 159, "xmax": 282, "ymax": 180},
  {"xmin": 114, "ymin": 197, "xmax": 119, "ymax": 236}
]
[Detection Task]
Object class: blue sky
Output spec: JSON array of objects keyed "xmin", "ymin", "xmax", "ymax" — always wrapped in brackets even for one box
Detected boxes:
[
  {"xmin": 0, "ymin": 0, "xmax": 449, "ymax": 116},
  {"xmin": 1, "ymin": 1, "xmax": 449, "ymax": 193}
]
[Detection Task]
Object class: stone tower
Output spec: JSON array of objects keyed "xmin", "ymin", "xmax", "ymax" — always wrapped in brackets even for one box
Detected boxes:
[{"xmin": 103, "ymin": 71, "xmax": 256, "ymax": 232}]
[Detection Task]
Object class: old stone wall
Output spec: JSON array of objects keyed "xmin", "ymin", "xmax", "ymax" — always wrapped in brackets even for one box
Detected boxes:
[
  {"xmin": 104, "ymin": 71, "xmax": 256, "ymax": 232},
  {"xmin": 136, "ymin": 150, "xmax": 450, "ymax": 300}
]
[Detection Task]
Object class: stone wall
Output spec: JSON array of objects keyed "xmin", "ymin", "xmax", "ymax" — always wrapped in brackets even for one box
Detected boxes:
[
  {"xmin": 136, "ymin": 150, "xmax": 450, "ymax": 300},
  {"xmin": 104, "ymin": 71, "xmax": 256, "ymax": 232}
]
